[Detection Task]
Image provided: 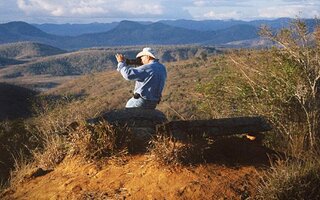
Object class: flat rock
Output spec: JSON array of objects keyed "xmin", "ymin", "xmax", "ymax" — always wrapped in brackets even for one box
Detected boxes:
[{"xmin": 89, "ymin": 108, "xmax": 167, "ymax": 128}]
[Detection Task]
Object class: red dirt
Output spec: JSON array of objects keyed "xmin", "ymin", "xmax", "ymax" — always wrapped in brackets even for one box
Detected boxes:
[{"xmin": 2, "ymin": 137, "xmax": 278, "ymax": 199}]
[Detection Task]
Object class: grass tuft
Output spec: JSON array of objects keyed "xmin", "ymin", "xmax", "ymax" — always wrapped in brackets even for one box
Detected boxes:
[
  {"xmin": 8, "ymin": 151, "xmax": 35, "ymax": 189},
  {"xmin": 32, "ymin": 134, "xmax": 67, "ymax": 169},
  {"xmin": 69, "ymin": 120, "xmax": 133, "ymax": 160},
  {"xmin": 148, "ymin": 134, "xmax": 213, "ymax": 166},
  {"xmin": 257, "ymin": 155, "xmax": 320, "ymax": 200}
]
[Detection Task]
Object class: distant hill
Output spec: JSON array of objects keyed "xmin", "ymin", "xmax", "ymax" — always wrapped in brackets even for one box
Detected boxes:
[
  {"xmin": 159, "ymin": 18, "xmax": 292, "ymax": 31},
  {"xmin": 0, "ymin": 19, "xmax": 316, "ymax": 50},
  {"xmin": 66, "ymin": 21, "xmax": 215, "ymax": 49},
  {"xmin": 0, "ymin": 21, "xmax": 258, "ymax": 49},
  {"xmin": 33, "ymin": 18, "xmax": 293, "ymax": 35},
  {"xmin": 0, "ymin": 46, "xmax": 219, "ymax": 78},
  {"xmin": 0, "ymin": 21, "xmax": 63, "ymax": 44},
  {"xmin": 0, "ymin": 56, "xmax": 24, "ymax": 67},
  {"xmin": 0, "ymin": 41, "xmax": 66, "ymax": 60},
  {"xmin": 207, "ymin": 24, "xmax": 259, "ymax": 44},
  {"xmin": 33, "ymin": 22, "xmax": 119, "ymax": 36},
  {"xmin": 0, "ymin": 83, "xmax": 37, "ymax": 120},
  {"xmin": 0, "ymin": 21, "xmax": 75, "ymax": 51},
  {"xmin": 60, "ymin": 21, "xmax": 260, "ymax": 49},
  {"xmin": 160, "ymin": 19, "xmax": 250, "ymax": 31},
  {"xmin": 222, "ymin": 38, "xmax": 275, "ymax": 49},
  {"xmin": 0, "ymin": 50, "xmax": 115, "ymax": 77}
]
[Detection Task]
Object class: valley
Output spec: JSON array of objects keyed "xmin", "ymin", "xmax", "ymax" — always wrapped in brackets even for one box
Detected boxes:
[{"xmin": 0, "ymin": 42, "xmax": 219, "ymax": 91}]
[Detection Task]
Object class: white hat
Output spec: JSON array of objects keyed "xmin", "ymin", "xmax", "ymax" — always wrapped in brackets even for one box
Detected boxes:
[{"xmin": 136, "ymin": 47, "xmax": 157, "ymax": 59}]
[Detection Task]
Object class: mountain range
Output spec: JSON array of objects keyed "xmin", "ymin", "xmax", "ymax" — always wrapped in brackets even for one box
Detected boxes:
[
  {"xmin": 1, "ymin": 18, "xmax": 316, "ymax": 50},
  {"xmin": 0, "ymin": 18, "xmax": 318, "ymax": 50},
  {"xmin": 32, "ymin": 18, "xmax": 312, "ymax": 36}
]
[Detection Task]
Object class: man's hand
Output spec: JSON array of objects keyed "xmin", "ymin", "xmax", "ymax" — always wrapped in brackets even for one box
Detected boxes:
[{"xmin": 115, "ymin": 53, "xmax": 125, "ymax": 63}]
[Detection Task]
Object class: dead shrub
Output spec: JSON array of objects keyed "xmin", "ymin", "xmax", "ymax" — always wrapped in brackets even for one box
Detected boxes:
[
  {"xmin": 8, "ymin": 151, "xmax": 35, "ymax": 189},
  {"xmin": 0, "ymin": 120, "xmax": 37, "ymax": 186},
  {"xmin": 148, "ymin": 133, "xmax": 213, "ymax": 166},
  {"xmin": 32, "ymin": 134, "xmax": 67, "ymax": 169},
  {"xmin": 68, "ymin": 121, "xmax": 133, "ymax": 160},
  {"xmin": 257, "ymin": 155, "xmax": 320, "ymax": 200}
]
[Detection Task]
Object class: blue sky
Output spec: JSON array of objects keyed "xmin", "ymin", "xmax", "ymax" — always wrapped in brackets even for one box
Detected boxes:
[{"xmin": 0, "ymin": 0, "xmax": 319, "ymax": 23}]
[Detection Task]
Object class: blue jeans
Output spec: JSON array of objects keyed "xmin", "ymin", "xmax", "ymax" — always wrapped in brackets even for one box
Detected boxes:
[{"xmin": 125, "ymin": 97, "xmax": 158, "ymax": 109}]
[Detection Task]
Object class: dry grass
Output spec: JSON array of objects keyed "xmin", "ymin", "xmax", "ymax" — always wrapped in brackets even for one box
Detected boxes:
[
  {"xmin": 32, "ymin": 134, "xmax": 67, "ymax": 169},
  {"xmin": 31, "ymin": 95, "xmax": 90, "ymax": 135},
  {"xmin": 0, "ymin": 180, "xmax": 8, "ymax": 194},
  {"xmin": 8, "ymin": 151, "xmax": 35, "ymax": 189},
  {"xmin": 257, "ymin": 155, "xmax": 320, "ymax": 200},
  {"xmin": 148, "ymin": 135, "xmax": 183, "ymax": 166},
  {"xmin": 148, "ymin": 133, "xmax": 214, "ymax": 166},
  {"xmin": 68, "ymin": 121, "xmax": 133, "ymax": 161},
  {"xmin": 4, "ymin": 121, "xmax": 134, "ymax": 194},
  {"xmin": 0, "ymin": 119, "xmax": 37, "ymax": 188}
]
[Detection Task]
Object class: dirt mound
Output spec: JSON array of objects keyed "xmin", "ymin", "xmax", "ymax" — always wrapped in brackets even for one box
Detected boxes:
[
  {"xmin": 1, "ymin": 136, "xmax": 279, "ymax": 199},
  {"xmin": 2, "ymin": 157, "xmax": 260, "ymax": 199}
]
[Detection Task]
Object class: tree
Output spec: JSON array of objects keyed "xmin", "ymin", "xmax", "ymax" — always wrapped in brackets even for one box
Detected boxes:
[{"xmin": 260, "ymin": 19, "xmax": 320, "ymax": 150}]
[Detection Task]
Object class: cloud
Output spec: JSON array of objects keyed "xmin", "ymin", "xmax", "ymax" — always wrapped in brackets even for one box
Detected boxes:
[
  {"xmin": 15, "ymin": 0, "xmax": 190, "ymax": 19},
  {"xmin": 1, "ymin": 0, "xmax": 319, "ymax": 23},
  {"xmin": 255, "ymin": 0, "xmax": 320, "ymax": 19},
  {"xmin": 118, "ymin": 1, "xmax": 164, "ymax": 15},
  {"xmin": 70, "ymin": 7, "xmax": 105, "ymax": 16},
  {"xmin": 186, "ymin": 0, "xmax": 320, "ymax": 20},
  {"xmin": 192, "ymin": 0, "xmax": 252, "ymax": 7},
  {"xmin": 258, "ymin": 5, "xmax": 320, "ymax": 19},
  {"xmin": 69, "ymin": 0, "xmax": 107, "ymax": 16},
  {"xmin": 200, "ymin": 10, "xmax": 240, "ymax": 20},
  {"xmin": 17, "ymin": 0, "xmax": 66, "ymax": 16}
]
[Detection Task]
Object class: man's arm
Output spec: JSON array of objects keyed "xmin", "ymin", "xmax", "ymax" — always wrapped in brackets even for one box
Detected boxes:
[{"xmin": 115, "ymin": 54, "xmax": 147, "ymax": 81}]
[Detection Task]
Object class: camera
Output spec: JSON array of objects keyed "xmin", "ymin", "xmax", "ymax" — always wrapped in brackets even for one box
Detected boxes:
[{"xmin": 125, "ymin": 57, "xmax": 142, "ymax": 66}]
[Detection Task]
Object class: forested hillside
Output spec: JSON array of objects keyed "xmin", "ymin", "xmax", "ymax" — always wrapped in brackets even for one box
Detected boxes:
[
  {"xmin": 0, "ymin": 44, "xmax": 219, "ymax": 90},
  {"xmin": 0, "ymin": 42, "xmax": 66, "ymax": 59}
]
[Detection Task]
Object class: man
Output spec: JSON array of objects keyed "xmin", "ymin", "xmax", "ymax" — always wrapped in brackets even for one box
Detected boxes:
[{"xmin": 115, "ymin": 47, "xmax": 167, "ymax": 109}]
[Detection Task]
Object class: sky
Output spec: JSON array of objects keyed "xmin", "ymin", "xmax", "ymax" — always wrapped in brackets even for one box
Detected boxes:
[{"xmin": 0, "ymin": 0, "xmax": 319, "ymax": 24}]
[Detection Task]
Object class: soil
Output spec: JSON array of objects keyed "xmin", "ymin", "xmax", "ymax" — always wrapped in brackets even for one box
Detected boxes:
[{"xmin": 1, "ymin": 137, "xmax": 280, "ymax": 200}]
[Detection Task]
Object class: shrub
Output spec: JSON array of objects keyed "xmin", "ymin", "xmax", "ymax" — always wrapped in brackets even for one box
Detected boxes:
[
  {"xmin": 260, "ymin": 19, "xmax": 320, "ymax": 150},
  {"xmin": 32, "ymin": 134, "xmax": 67, "ymax": 169},
  {"xmin": 148, "ymin": 134, "xmax": 213, "ymax": 166},
  {"xmin": 195, "ymin": 19, "xmax": 320, "ymax": 153},
  {"xmin": 0, "ymin": 120, "xmax": 36, "ymax": 184},
  {"xmin": 257, "ymin": 156, "xmax": 320, "ymax": 200},
  {"xmin": 68, "ymin": 121, "xmax": 133, "ymax": 160},
  {"xmin": 8, "ymin": 151, "xmax": 35, "ymax": 189},
  {"xmin": 31, "ymin": 94, "xmax": 88, "ymax": 135}
]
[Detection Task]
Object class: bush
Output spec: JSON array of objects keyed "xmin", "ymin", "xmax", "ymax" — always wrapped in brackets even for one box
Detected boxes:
[
  {"xmin": 148, "ymin": 134, "xmax": 213, "ymax": 166},
  {"xmin": 68, "ymin": 121, "xmax": 133, "ymax": 160},
  {"xmin": 195, "ymin": 19, "xmax": 320, "ymax": 153},
  {"xmin": 257, "ymin": 156, "xmax": 320, "ymax": 200},
  {"xmin": 260, "ymin": 19, "xmax": 320, "ymax": 150},
  {"xmin": 0, "ymin": 120, "xmax": 36, "ymax": 184},
  {"xmin": 32, "ymin": 134, "xmax": 67, "ymax": 169}
]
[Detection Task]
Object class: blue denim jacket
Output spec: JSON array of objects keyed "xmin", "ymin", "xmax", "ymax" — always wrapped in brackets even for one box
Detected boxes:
[{"xmin": 117, "ymin": 60, "xmax": 167, "ymax": 101}]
